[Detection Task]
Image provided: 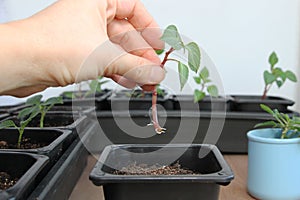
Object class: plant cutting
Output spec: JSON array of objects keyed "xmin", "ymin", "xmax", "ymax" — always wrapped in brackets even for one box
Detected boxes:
[
  {"xmin": 232, "ymin": 52, "xmax": 297, "ymax": 112},
  {"xmin": 149, "ymin": 25, "xmax": 202, "ymax": 134},
  {"xmin": 262, "ymin": 52, "xmax": 297, "ymax": 99},
  {"xmin": 247, "ymin": 104, "xmax": 300, "ymax": 199},
  {"xmin": 193, "ymin": 66, "xmax": 218, "ymax": 102}
]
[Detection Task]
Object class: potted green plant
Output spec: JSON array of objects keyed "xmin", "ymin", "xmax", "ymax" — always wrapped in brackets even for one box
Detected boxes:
[
  {"xmin": 89, "ymin": 144, "xmax": 234, "ymax": 200},
  {"xmin": 232, "ymin": 52, "xmax": 297, "ymax": 112},
  {"xmin": 247, "ymin": 104, "xmax": 300, "ymax": 199}
]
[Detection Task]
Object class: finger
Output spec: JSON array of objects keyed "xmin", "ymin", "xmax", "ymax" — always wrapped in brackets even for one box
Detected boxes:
[
  {"xmin": 109, "ymin": 74, "xmax": 137, "ymax": 89},
  {"xmin": 115, "ymin": 0, "xmax": 164, "ymax": 50},
  {"xmin": 108, "ymin": 19, "xmax": 160, "ymax": 64},
  {"xmin": 4, "ymin": 85, "xmax": 48, "ymax": 98},
  {"xmin": 104, "ymin": 51, "xmax": 165, "ymax": 86}
]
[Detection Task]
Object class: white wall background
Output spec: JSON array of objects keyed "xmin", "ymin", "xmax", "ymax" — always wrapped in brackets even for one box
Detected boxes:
[{"xmin": 0, "ymin": 0, "xmax": 299, "ymax": 111}]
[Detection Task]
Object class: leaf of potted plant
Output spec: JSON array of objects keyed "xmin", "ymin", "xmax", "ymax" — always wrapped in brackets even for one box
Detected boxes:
[
  {"xmin": 247, "ymin": 104, "xmax": 300, "ymax": 199},
  {"xmin": 89, "ymin": 144, "xmax": 234, "ymax": 200},
  {"xmin": 232, "ymin": 52, "xmax": 297, "ymax": 112}
]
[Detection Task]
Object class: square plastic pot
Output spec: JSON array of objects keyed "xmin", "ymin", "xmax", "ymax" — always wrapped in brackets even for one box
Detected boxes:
[
  {"xmin": 231, "ymin": 95, "xmax": 294, "ymax": 112},
  {"xmin": 0, "ymin": 152, "xmax": 49, "ymax": 200},
  {"xmin": 0, "ymin": 128, "xmax": 72, "ymax": 167},
  {"xmin": 89, "ymin": 144, "xmax": 234, "ymax": 200},
  {"xmin": 2, "ymin": 113, "xmax": 91, "ymax": 150},
  {"xmin": 172, "ymin": 95, "xmax": 234, "ymax": 111}
]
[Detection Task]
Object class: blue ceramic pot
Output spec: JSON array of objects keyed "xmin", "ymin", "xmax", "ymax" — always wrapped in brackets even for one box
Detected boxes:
[{"xmin": 247, "ymin": 128, "xmax": 300, "ymax": 200}]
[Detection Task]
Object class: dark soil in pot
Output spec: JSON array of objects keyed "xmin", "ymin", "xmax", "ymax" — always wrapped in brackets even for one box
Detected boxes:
[
  {"xmin": 0, "ymin": 172, "xmax": 18, "ymax": 190},
  {"xmin": 114, "ymin": 161, "xmax": 197, "ymax": 175}
]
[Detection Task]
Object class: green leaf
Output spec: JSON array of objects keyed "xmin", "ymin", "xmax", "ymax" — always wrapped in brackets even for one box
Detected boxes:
[
  {"xmin": 285, "ymin": 70, "xmax": 297, "ymax": 82},
  {"xmin": 18, "ymin": 106, "xmax": 36, "ymax": 119},
  {"xmin": 63, "ymin": 92, "xmax": 75, "ymax": 99},
  {"xmin": 268, "ymin": 52, "xmax": 278, "ymax": 69},
  {"xmin": 185, "ymin": 42, "xmax": 201, "ymax": 73},
  {"xmin": 0, "ymin": 120, "xmax": 17, "ymax": 129},
  {"xmin": 200, "ymin": 67, "xmax": 209, "ymax": 80},
  {"xmin": 276, "ymin": 80, "xmax": 283, "ymax": 88},
  {"xmin": 194, "ymin": 89, "xmax": 206, "ymax": 102},
  {"xmin": 193, "ymin": 76, "xmax": 201, "ymax": 84},
  {"xmin": 178, "ymin": 62, "xmax": 189, "ymax": 90},
  {"xmin": 254, "ymin": 121, "xmax": 279, "ymax": 128},
  {"xmin": 26, "ymin": 95, "xmax": 42, "ymax": 106},
  {"xmin": 207, "ymin": 85, "xmax": 219, "ymax": 97},
  {"xmin": 156, "ymin": 85, "xmax": 165, "ymax": 96},
  {"xmin": 155, "ymin": 49, "xmax": 164, "ymax": 55},
  {"xmin": 42, "ymin": 97, "xmax": 63, "ymax": 106},
  {"xmin": 263, "ymin": 71, "xmax": 276, "ymax": 85},
  {"xmin": 160, "ymin": 25, "xmax": 184, "ymax": 50},
  {"xmin": 89, "ymin": 80, "xmax": 99, "ymax": 93},
  {"xmin": 260, "ymin": 104, "xmax": 274, "ymax": 115}
]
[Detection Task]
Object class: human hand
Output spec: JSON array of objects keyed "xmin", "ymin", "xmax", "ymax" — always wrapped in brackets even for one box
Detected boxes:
[{"xmin": 0, "ymin": 0, "xmax": 165, "ymax": 97}]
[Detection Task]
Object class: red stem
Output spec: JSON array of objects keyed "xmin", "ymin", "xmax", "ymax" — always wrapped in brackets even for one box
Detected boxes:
[{"xmin": 150, "ymin": 47, "xmax": 174, "ymax": 134}]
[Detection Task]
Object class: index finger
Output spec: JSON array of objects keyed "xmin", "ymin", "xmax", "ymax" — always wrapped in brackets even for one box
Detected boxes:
[{"xmin": 115, "ymin": 0, "xmax": 164, "ymax": 50}]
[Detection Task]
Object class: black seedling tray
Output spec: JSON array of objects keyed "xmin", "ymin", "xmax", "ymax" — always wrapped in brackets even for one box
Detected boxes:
[
  {"xmin": 109, "ymin": 90, "xmax": 173, "ymax": 111},
  {"xmin": 61, "ymin": 89, "xmax": 112, "ymax": 111},
  {"xmin": 231, "ymin": 95, "xmax": 294, "ymax": 112},
  {"xmin": 90, "ymin": 144, "xmax": 234, "ymax": 200},
  {"xmin": 172, "ymin": 94, "xmax": 234, "ymax": 111},
  {"xmin": 0, "ymin": 128, "xmax": 72, "ymax": 166},
  {"xmin": 3, "ymin": 113, "xmax": 91, "ymax": 151},
  {"xmin": 0, "ymin": 152, "xmax": 49, "ymax": 200},
  {"xmin": 27, "ymin": 124, "xmax": 93, "ymax": 200}
]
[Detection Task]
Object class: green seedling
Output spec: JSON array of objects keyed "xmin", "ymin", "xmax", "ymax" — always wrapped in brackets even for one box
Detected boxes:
[
  {"xmin": 19, "ymin": 95, "xmax": 63, "ymax": 128},
  {"xmin": 0, "ymin": 111, "xmax": 38, "ymax": 148},
  {"xmin": 64, "ymin": 76, "xmax": 109, "ymax": 99},
  {"xmin": 150, "ymin": 25, "xmax": 201, "ymax": 134},
  {"xmin": 262, "ymin": 52, "xmax": 297, "ymax": 99},
  {"xmin": 193, "ymin": 67, "xmax": 218, "ymax": 102},
  {"xmin": 255, "ymin": 104, "xmax": 300, "ymax": 139}
]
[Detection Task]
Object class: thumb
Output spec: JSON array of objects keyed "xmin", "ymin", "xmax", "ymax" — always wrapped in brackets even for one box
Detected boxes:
[{"xmin": 105, "ymin": 52, "xmax": 165, "ymax": 86}]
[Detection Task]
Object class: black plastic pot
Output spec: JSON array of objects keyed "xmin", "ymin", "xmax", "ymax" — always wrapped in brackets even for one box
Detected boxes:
[
  {"xmin": 90, "ymin": 110, "xmax": 300, "ymax": 153},
  {"xmin": 231, "ymin": 95, "xmax": 294, "ymax": 112},
  {"xmin": 0, "ymin": 152, "xmax": 49, "ymax": 200},
  {"xmin": 90, "ymin": 144, "xmax": 234, "ymax": 200},
  {"xmin": 172, "ymin": 95, "xmax": 234, "ymax": 111},
  {"xmin": 61, "ymin": 89, "xmax": 112, "ymax": 111},
  {"xmin": 109, "ymin": 89, "xmax": 173, "ymax": 111},
  {"xmin": 0, "ymin": 128, "xmax": 72, "ymax": 166}
]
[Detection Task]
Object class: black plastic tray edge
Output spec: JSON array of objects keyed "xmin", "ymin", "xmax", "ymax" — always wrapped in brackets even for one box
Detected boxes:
[{"xmin": 27, "ymin": 125, "xmax": 92, "ymax": 200}]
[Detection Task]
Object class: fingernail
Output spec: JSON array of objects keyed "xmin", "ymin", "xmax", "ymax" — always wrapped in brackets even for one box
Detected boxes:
[{"xmin": 149, "ymin": 66, "xmax": 165, "ymax": 84}]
